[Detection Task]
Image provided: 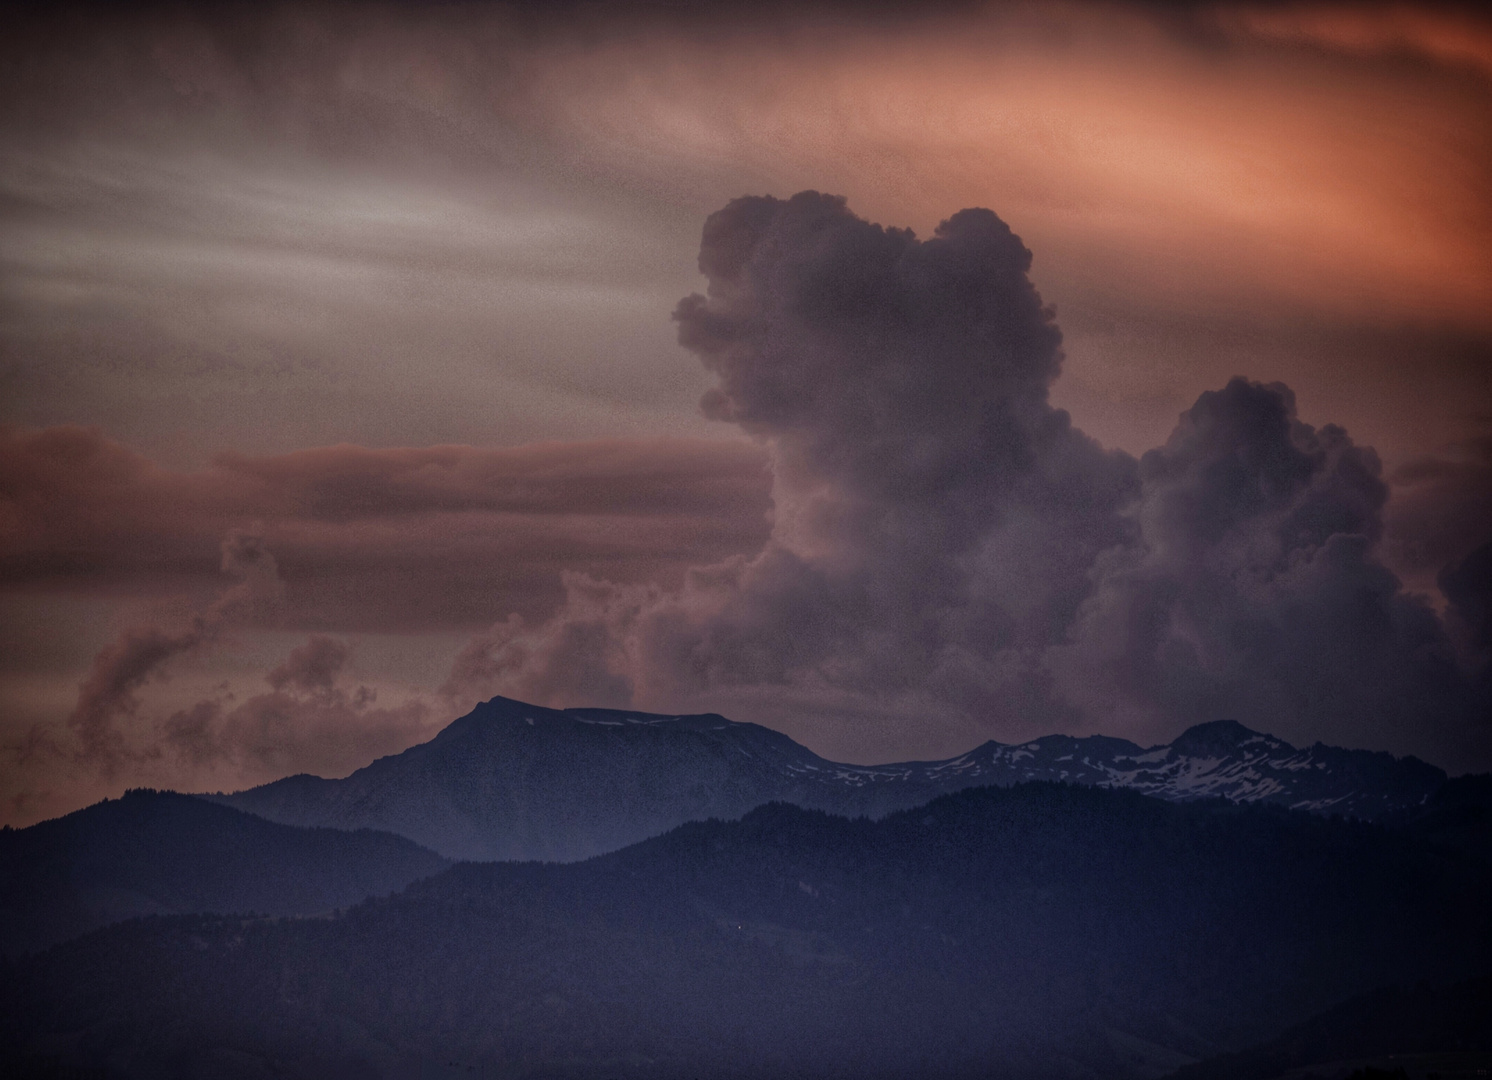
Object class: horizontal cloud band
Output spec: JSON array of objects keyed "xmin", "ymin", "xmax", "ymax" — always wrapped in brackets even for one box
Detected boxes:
[{"xmin": 0, "ymin": 428, "xmax": 773, "ymax": 631}]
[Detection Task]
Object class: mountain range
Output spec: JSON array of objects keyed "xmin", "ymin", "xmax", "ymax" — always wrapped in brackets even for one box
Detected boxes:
[
  {"xmin": 6, "ymin": 783, "xmax": 1489, "ymax": 1080},
  {"xmin": 211, "ymin": 695, "xmax": 1452, "ymax": 861}
]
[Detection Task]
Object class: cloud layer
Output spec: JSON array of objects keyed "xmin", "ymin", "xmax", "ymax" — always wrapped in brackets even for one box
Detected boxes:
[
  {"xmin": 0, "ymin": 425, "xmax": 772, "ymax": 631},
  {"xmin": 3, "ymin": 1, "xmax": 1489, "ymax": 468}
]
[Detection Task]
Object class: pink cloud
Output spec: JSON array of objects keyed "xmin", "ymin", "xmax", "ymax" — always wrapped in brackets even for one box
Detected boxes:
[
  {"xmin": 0, "ymin": 425, "xmax": 772, "ymax": 631},
  {"xmin": 65, "ymin": 528, "xmax": 282, "ymax": 772},
  {"xmin": 163, "ymin": 634, "xmax": 432, "ymax": 784}
]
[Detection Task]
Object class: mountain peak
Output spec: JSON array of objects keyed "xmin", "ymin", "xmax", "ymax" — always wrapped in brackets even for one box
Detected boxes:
[
  {"xmin": 434, "ymin": 695, "xmax": 563, "ymax": 737},
  {"xmin": 1170, "ymin": 719, "xmax": 1278, "ymax": 757}
]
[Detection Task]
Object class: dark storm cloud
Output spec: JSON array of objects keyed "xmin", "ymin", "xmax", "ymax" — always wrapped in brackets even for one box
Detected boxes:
[
  {"xmin": 463, "ymin": 194, "xmax": 1490, "ymax": 768},
  {"xmin": 665, "ymin": 192, "xmax": 1137, "ymax": 697},
  {"xmin": 1052, "ymin": 379, "xmax": 1480, "ymax": 763}
]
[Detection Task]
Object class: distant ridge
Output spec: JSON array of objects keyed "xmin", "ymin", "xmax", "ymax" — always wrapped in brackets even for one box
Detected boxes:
[
  {"xmin": 210, "ymin": 696, "xmax": 1449, "ymax": 861},
  {"xmin": 0, "ymin": 789, "xmax": 450, "ymax": 956}
]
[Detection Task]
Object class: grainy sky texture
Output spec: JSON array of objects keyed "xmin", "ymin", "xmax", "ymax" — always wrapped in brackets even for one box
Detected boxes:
[{"xmin": 3, "ymin": 0, "xmax": 1490, "ymax": 825}]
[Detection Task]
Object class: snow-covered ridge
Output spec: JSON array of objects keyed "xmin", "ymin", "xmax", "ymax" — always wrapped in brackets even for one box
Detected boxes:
[
  {"xmin": 546, "ymin": 708, "xmax": 1446, "ymax": 820},
  {"xmin": 216, "ymin": 697, "xmax": 1449, "ymax": 861}
]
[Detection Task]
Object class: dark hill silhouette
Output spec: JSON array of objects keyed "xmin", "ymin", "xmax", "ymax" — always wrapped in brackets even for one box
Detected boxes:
[
  {"xmin": 210, "ymin": 695, "xmax": 1450, "ymax": 860},
  {"xmin": 1167, "ymin": 975, "xmax": 1492, "ymax": 1080},
  {"xmin": 1385, "ymin": 773, "xmax": 1492, "ymax": 863},
  {"xmin": 6, "ymin": 783, "xmax": 1489, "ymax": 1079},
  {"xmin": 0, "ymin": 788, "xmax": 449, "ymax": 956}
]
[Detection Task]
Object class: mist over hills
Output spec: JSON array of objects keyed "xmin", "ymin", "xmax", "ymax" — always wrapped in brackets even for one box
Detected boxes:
[
  {"xmin": 0, "ymin": 789, "xmax": 449, "ymax": 957},
  {"xmin": 212, "ymin": 695, "xmax": 1452, "ymax": 861},
  {"xmin": 6, "ymin": 783, "xmax": 1490, "ymax": 1080}
]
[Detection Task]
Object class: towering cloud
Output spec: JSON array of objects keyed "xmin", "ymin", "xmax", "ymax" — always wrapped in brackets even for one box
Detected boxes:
[
  {"xmin": 661, "ymin": 193, "xmax": 1137, "ymax": 712},
  {"xmin": 1050, "ymin": 379, "xmax": 1476, "ymax": 760},
  {"xmin": 456, "ymin": 193, "xmax": 1489, "ymax": 768}
]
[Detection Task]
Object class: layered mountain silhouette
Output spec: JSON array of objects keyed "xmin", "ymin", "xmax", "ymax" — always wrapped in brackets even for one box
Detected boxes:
[
  {"xmin": 0, "ymin": 789, "xmax": 449, "ymax": 956},
  {"xmin": 6, "ymin": 783, "xmax": 1490, "ymax": 1080},
  {"xmin": 1170, "ymin": 975, "xmax": 1492, "ymax": 1080},
  {"xmin": 211, "ymin": 695, "xmax": 1451, "ymax": 861}
]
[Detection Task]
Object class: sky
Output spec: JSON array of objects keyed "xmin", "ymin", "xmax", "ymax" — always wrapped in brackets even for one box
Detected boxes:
[{"xmin": 2, "ymin": 0, "xmax": 1491, "ymax": 826}]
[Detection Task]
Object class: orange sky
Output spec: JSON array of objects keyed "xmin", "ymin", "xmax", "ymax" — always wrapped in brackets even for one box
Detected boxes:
[{"xmin": 510, "ymin": 2, "xmax": 1492, "ymax": 455}]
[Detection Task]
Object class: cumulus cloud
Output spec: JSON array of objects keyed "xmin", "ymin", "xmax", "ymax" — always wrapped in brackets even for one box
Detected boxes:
[
  {"xmin": 16, "ymin": 618, "xmax": 430, "ymax": 806},
  {"xmin": 452, "ymin": 193, "xmax": 1490, "ymax": 769},
  {"xmin": 442, "ymin": 574, "xmax": 654, "ymax": 711},
  {"xmin": 658, "ymin": 194, "xmax": 1138, "ymax": 708},
  {"xmin": 1049, "ymin": 378, "xmax": 1477, "ymax": 761}
]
